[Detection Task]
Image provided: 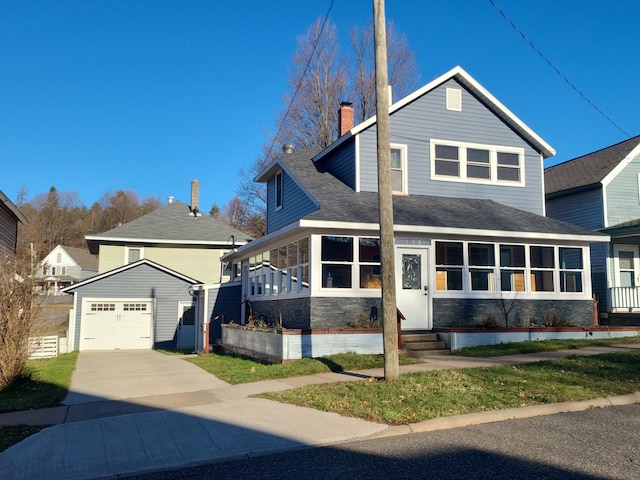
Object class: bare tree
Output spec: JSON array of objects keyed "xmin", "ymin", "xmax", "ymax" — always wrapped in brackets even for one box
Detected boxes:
[
  {"xmin": 234, "ymin": 18, "xmax": 419, "ymax": 226},
  {"xmin": 349, "ymin": 20, "xmax": 420, "ymax": 123},
  {"xmin": 0, "ymin": 252, "xmax": 42, "ymax": 388}
]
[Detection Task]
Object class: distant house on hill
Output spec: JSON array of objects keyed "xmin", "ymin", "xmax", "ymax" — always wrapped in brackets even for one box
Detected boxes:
[
  {"xmin": 38, "ymin": 245, "xmax": 98, "ymax": 294},
  {"xmin": 0, "ymin": 189, "xmax": 28, "ymax": 256}
]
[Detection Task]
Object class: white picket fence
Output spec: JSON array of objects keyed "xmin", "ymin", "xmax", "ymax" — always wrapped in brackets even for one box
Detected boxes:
[{"xmin": 28, "ymin": 334, "xmax": 64, "ymax": 359}]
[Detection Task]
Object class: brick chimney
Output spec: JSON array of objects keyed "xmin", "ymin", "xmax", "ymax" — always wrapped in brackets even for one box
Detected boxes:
[
  {"xmin": 190, "ymin": 179, "xmax": 200, "ymax": 215},
  {"xmin": 338, "ymin": 101, "xmax": 354, "ymax": 137}
]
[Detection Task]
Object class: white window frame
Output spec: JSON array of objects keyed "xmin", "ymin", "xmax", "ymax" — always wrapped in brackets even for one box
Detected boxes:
[
  {"xmin": 430, "ymin": 139, "xmax": 525, "ymax": 186},
  {"xmin": 433, "ymin": 240, "xmax": 589, "ymax": 299},
  {"xmin": 275, "ymin": 170, "xmax": 283, "ymax": 211},
  {"xmin": 125, "ymin": 246, "xmax": 144, "ymax": 264},
  {"xmin": 390, "ymin": 143, "xmax": 408, "ymax": 195}
]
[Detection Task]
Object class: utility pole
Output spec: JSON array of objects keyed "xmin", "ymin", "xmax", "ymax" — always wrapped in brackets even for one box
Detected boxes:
[{"xmin": 373, "ymin": 0, "xmax": 399, "ymax": 381}]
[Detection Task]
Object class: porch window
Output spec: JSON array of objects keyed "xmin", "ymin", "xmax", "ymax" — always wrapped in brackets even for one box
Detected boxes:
[
  {"xmin": 468, "ymin": 243, "xmax": 495, "ymax": 291},
  {"xmin": 618, "ymin": 251, "xmax": 635, "ymax": 288},
  {"xmin": 559, "ymin": 247, "xmax": 583, "ymax": 292},
  {"xmin": 321, "ymin": 236, "xmax": 353, "ymax": 288},
  {"xmin": 530, "ymin": 246, "xmax": 555, "ymax": 292},
  {"xmin": 359, "ymin": 238, "xmax": 381, "ymax": 289},
  {"xmin": 299, "ymin": 237, "xmax": 310, "ymax": 292},
  {"xmin": 500, "ymin": 244, "xmax": 526, "ymax": 292},
  {"xmin": 436, "ymin": 242, "xmax": 463, "ymax": 290}
]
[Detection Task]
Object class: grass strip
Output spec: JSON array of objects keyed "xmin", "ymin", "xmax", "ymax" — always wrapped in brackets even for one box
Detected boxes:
[
  {"xmin": 0, "ymin": 351, "xmax": 78, "ymax": 413},
  {"xmin": 186, "ymin": 352, "xmax": 421, "ymax": 384},
  {"xmin": 453, "ymin": 336, "xmax": 640, "ymax": 357},
  {"xmin": 261, "ymin": 350, "xmax": 640, "ymax": 425}
]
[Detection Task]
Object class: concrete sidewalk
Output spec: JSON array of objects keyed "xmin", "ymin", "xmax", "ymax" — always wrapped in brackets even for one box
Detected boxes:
[{"xmin": 1, "ymin": 345, "xmax": 639, "ymax": 480}]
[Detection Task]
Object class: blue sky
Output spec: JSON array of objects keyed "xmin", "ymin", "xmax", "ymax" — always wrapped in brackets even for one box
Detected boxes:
[{"xmin": 1, "ymin": 0, "xmax": 638, "ymax": 213}]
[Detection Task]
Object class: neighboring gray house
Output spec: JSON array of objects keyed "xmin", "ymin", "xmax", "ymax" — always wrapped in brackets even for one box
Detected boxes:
[
  {"xmin": 0, "ymin": 189, "xmax": 28, "ymax": 256},
  {"xmin": 223, "ymin": 66, "xmax": 607, "ymax": 336},
  {"xmin": 38, "ymin": 244, "xmax": 98, "ymax": 294},
  {"xmin": 63, "ymin": 183, "xmax": 252, "ymax": 351},
  {"xmin": 545, "ymin": 135, "xmax": 640, "ymax": 324}
]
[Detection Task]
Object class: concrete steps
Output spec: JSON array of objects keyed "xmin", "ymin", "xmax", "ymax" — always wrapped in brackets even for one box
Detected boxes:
[{"xmin": 402, "ymin": 332, "xmax": 450, "ymax": 357}]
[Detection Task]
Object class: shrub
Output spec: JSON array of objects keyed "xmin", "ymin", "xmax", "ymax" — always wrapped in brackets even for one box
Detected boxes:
[
  {"xmin": 475, "ymin": 314, "xmax": 501, "ymax": 329},
  {"xmin": 540, "ymin": 310, "xmax": 573, "ymax": 327},
  {"xmin": 0, "ymin": 253, "xmax": 43, "ymax": 389}
]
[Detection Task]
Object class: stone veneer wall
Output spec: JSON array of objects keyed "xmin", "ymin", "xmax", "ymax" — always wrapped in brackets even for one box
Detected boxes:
[
  {"xmin": 432, "ymin": 298, "xmax": 594, "ymax": 328},
  {"xmin": 249, "ymin": 297, "xmax": 382, "ymax": 329}
]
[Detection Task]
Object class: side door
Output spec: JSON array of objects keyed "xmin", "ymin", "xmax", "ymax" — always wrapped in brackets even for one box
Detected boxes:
[{"xmin": 176, "ymin": 301, "xmax": 197, "ymax": 349}]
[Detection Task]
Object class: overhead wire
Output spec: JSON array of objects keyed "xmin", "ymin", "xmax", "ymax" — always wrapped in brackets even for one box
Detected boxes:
[
  {"xmin": 263, "ymin": 0, "xmax": 335, "ymax": 164},
  {"xmin": 489, "ymin": 0, "xmax": 630, "ymax": 138}
]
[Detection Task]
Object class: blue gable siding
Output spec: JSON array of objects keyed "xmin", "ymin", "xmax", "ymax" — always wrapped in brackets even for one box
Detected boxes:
[
  {"xmin": 266, "ymin": 169, "xmax": 317, "ymax": 234},
  {"xmin": 546, "ymin": 187, "xmax": 604, "ymax": 230},
  {"xmin": 357, "ymin": 79, "xmax": 545, "ymax": 215},
  {"xmin": 317, "ymin": 140, "xmax": 356, "ymax": 189},
  {"xmin": 605, "ymin": 155, "xmax": 640, "ymax": 227},
  {"xmin": 71, "ymin": 263, "xmax": 195, "ymax": 349}
]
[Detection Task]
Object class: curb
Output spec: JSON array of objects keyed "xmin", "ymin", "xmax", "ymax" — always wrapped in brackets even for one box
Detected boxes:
[{"xmin": 370, "ymin": 392, "xmax": 640, "ymax": 439}]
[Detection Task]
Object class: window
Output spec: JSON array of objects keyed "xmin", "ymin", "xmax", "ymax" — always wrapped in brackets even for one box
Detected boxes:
[
  {"xmin": 559, "ymin": 247, "xmax": 583, "ymax": 293},
  {"xmin": 434, "ymin": 144, "xmax": 460, "ymax": 177},
  {"xmin": 500, "ymin": 244, "xmax": 526, "ymax": 292},
  {"xmin": 432, "ymin": 140, "xmax": 524, "ymax": 185},
  {"xmin": 56, "ymin": 252, "xmax": 62, "ymax": 263},
  {"xmin": 468, "ymin": 243, "xmax": 495, "ymax": 291},
  {"xmin": 247, "ymin": 237, "xmax": 310, "ymax": 297},
  {"xmin": 127, "ymin": 247, "xmax": 142, "ymax": 264},
  {"xmin": 530, "ymin": 246, "xmax": 555, "ymax": 292},
  {"xmin": 321, "ymin": 236, "xmax": 353, "ymax": 288},
  {"xmin": 390, "ymin": 145, "xmax": 408, "ymax": 194},
  {"xmin": 435, "ymin": 241, "xmax": 585, "ymax": 295},
  {"xmin": 436, "ymin": 242, "xmax": 463, "ymax": 290},
  {"xmin": 359, "ymin": 238, "xmax": 381, "ymax": 288},
  {"xmin": 275, "ymin": 171, "xmax": 283, "ymax": 210}
]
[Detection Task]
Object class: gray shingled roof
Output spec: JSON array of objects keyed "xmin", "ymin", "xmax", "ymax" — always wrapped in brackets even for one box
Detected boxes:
[
  {"xmin": 61, "ymin": 246, "xmax": 98, "ymax": 270},
  {"xmin": 86, "ymin": 201, "xmax": 252, "ymax": 251},
  {"xmin": 278, "ymin": 149, "xmax": 604, "ymax": 239},
  {"xmin": 545, "ymin": 135, "xmax": 640, "ymax": 195}
]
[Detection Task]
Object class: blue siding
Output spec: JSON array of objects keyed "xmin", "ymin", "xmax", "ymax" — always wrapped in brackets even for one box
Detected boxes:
[
  {"xmin": 605, "ymin": 155, "xmax": 640, "ymax": 227},
  {"xmin": 71, "ymin": 263, "xmax": 195, "ymax": 349},
  {"xmin": 266, "ymin": 169, "xmax": 317, "ymax": 233},
  {"xmin": 318, "ymin": 140, "xmax": 356, "ymax": 189},
  {"xmin": 546, "ymin": 187, "xmax": 604, "ymax": 230},
  {"xmin": 358, "ymin": 79, "xmax": 545, "ymax": 215},
  {"xmin": 208, "ymin": 283, "xmax": 242, "ymax": 342}
]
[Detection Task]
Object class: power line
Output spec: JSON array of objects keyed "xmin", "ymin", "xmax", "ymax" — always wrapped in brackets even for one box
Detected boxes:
[
  {"xmin": 489, "ymin": 0, "xmax": 630, "ymax": 138},
  {"xmin": 264, "ymin": 0, "xmax": 335, "ymax": 163}
]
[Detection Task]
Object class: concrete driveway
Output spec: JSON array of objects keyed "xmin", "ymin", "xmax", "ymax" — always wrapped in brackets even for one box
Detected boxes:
[{"xmin": 63, "ymin": 350, "xmax": 229, "ymax": 405}]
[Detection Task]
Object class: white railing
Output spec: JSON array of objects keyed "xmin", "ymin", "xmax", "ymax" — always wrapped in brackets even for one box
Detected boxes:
[{"xmin": 608, "ymin": 287, "xmax": 640, "ymax": 311}]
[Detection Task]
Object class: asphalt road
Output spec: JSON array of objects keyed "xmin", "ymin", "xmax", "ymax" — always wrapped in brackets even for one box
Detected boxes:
[{"xmin": 129, "ymin": 404, "xmax": 640, "ymax": 480}]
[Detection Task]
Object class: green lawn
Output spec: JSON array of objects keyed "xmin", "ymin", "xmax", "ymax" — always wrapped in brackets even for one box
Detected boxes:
[
  {"xmin": 261, "ymin": 350, "xmax": 640, "ymax": 425},
  {"xmin": 185, "ymin": 351, "xmax": 422, "ymax": 384},
  {"xmin": 0, "ymin": 351, "xmax": 78, "ymax": 413},
  {"xmin": 453, "ymin": 335, "xmax": 640, "ymax": 357}
]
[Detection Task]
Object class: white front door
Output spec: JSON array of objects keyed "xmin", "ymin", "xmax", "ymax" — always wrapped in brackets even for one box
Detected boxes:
[
  {"xmin": 613, "ymin": 244, "xmax": 640, "ymax": 288},
  {"xmin": 395, "ymin": 247, "xmax": 431, "ymax": 330},
  {"xmin": 177, "ymin": 301, "xmax": 196, "ymax": 349}
]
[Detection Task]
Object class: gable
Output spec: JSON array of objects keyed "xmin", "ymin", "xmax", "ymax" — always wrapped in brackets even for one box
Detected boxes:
[{"xmin": 354, "ymin": 78, "xmax": 546, "ymax": 215}]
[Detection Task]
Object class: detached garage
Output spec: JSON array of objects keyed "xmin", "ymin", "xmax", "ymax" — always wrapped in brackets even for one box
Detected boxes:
[{"xmin": 63, "ymin": 259, "xmax": 200, "ymax": 351}]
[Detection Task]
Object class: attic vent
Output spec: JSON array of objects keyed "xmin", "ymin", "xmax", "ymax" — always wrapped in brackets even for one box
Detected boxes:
[{"xmin": 446, "ymin": 88, "xmax": 462, "ymax": 111}]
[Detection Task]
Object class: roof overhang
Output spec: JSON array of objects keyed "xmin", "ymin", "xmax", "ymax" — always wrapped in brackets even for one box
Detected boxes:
[{"xmin": 0, "ymin": 190, "xmax": 28, "ymax": 225}]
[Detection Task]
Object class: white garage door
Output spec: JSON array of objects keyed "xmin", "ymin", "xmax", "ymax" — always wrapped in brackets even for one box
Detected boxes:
[{"xmin": 81, "ymin": 300, "xmax": 153, "ymax": 350}]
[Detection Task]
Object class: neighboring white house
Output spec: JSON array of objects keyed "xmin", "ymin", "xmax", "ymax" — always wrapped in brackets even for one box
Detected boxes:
[{"xmin": 38, "ymin": 245, "xmax": 99, "ymax": 294}]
